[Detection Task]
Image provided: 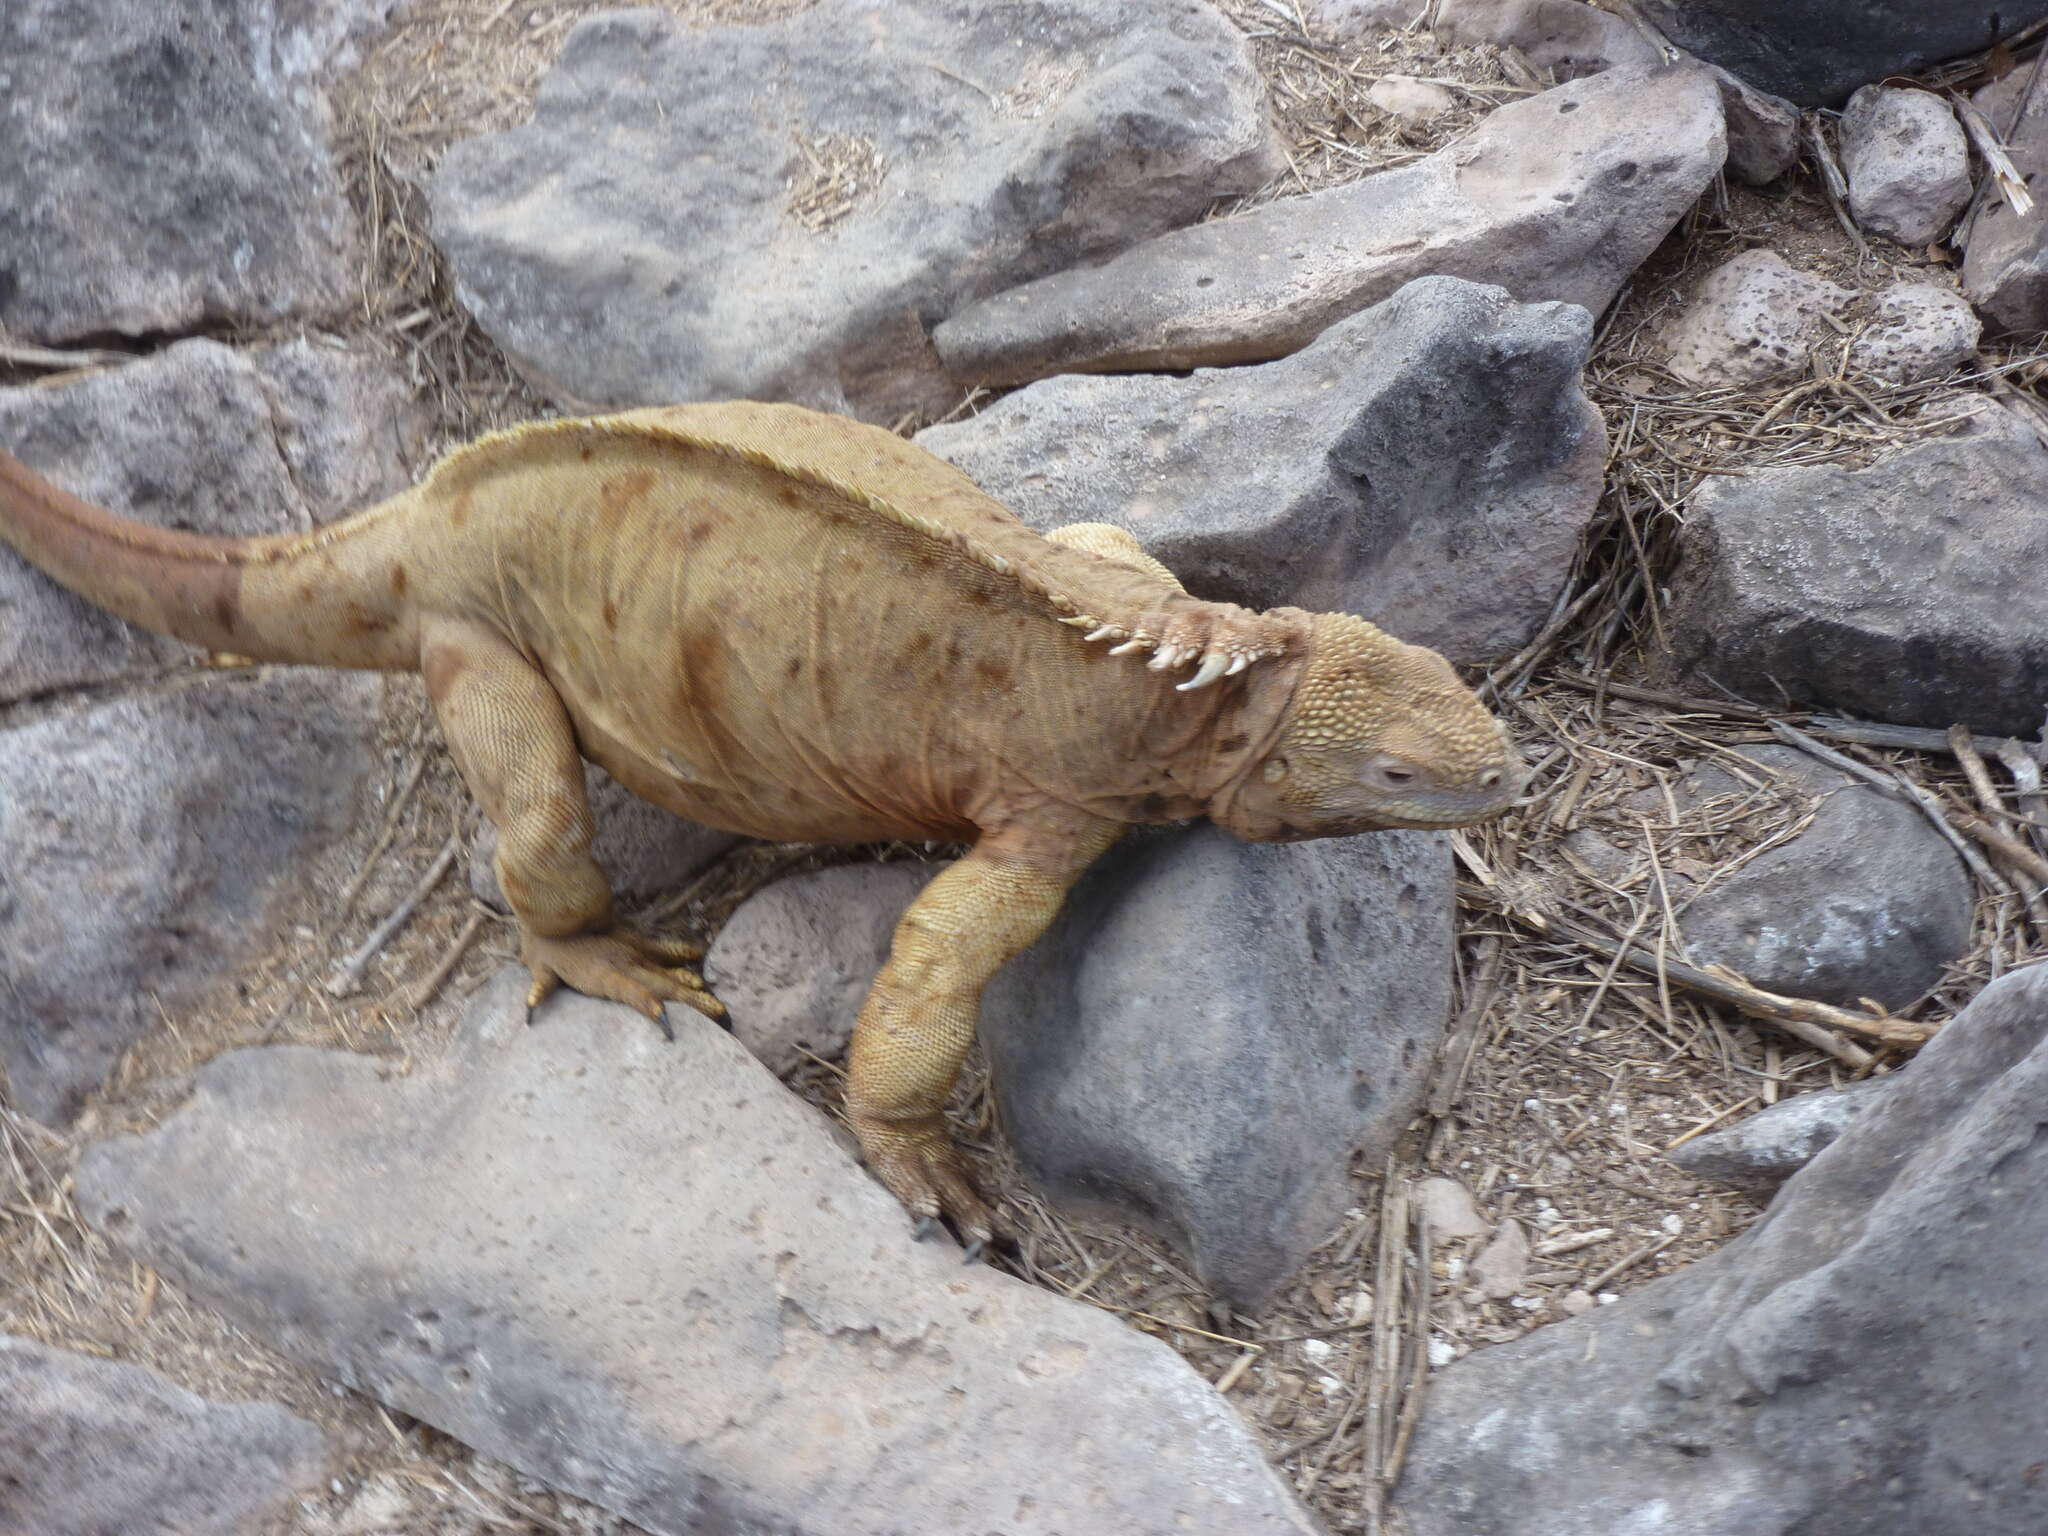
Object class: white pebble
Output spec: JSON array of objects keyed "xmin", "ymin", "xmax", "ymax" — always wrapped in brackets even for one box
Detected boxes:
[
  {"xmin": 1662, "ymin": 1214, "xmax": 1685, "ymax": 1235},
  {"xmin": 1428, "ymin": 1337, "xmax": 1457, "ymax": 1367},
  {"xmin": 1301, "ymin": 1338, "xmax": 1333, "ymax": 1363}
]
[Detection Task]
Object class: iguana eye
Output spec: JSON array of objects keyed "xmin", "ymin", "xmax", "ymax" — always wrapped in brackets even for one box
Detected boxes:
[{"xmin": 1364, "ymin": 754, "xmax": 1421, "ymax": 792}]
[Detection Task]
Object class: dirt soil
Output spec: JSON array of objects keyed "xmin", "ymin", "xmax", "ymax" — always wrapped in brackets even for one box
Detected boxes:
[{"xmin": 3, "ymin": 3, "xmax": 2046, "ymax": 1534}]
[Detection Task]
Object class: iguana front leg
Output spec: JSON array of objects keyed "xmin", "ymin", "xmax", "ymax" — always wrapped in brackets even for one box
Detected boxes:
[
  {"xmin": 421, "ymin": 621, "xmax": 723, "ymax": 1034},
  {"xmin": 846, "ymin": 815, "xmax": 1122, "ymax": 1252}
]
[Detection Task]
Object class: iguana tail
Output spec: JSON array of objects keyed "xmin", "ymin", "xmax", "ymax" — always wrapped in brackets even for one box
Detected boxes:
[{"xmin": 0, "ymin": 448, "xmax": 419, "ymax": 671}]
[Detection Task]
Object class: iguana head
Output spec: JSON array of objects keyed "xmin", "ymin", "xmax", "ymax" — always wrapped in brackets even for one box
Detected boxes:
[{"xmin": 1208, "ymin": 612, "xmax": 1520, "ymax": 841}]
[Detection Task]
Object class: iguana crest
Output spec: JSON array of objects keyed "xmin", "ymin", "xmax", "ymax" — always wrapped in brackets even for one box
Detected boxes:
[{"xmin": 424, "ymin": 409, "xmax": 1303, "ymax": 689}]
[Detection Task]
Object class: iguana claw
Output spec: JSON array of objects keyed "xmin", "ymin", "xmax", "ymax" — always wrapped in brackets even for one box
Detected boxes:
[
  {"xmin": 520, "ymin": 925, "xmax": 723, "ymax": 1039},
  {"xmin": 851, "ymin": 1111, "xmax": 999, "ymax": 1256}
]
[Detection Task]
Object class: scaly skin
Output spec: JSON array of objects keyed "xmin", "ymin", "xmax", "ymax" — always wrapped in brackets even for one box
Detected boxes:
[{"xmin": 0, "ymin": 401, "xmax": 1521, "ymax": 1251}]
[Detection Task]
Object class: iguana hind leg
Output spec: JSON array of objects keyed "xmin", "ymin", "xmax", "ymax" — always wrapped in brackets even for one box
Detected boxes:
[
  {"xmin": 421, "ymin": 621, "xmax": 722, "ymax": 1036},
  {"xmin": 847, "ymin": 815, "xmax": 1121, "ymax": 1252}
]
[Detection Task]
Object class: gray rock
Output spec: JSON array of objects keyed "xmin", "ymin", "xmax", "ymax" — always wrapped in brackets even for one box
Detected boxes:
[
  {"xmin": 429, "ymin": 0, "xmax": 1277, "ymax": 423},
  {"xmin": 1666, "ymin": 1078, "xmax": 1893, "ymax": 1192},
  {"xmin": 706, "ymin": 861, "xmax": 942, "ymax": 1075},
  {"xmin": 75, "ymin": 970, "xmax": 1322, "ymax": 1536},
  {"xmin": 1846, "ymin": 282, "xmax": 1981, "ymax": 384},
  {"xmin": 0, "ymin": 0, "xmax": 371, "ymax": 343},
  {"xmin": 1663, "ymin": 401, "xmax": 2048, "ymax": 736},
  {"xmin": 0, "ymin": 672, "xmax": 379, "ymax": 1125},
  {"xmin": 982, "ymin": 822, "xmax": 1453, "ymax": 1310},
  {"xmin": 1634, "ymin": 0, "xmax": 2048, "ymax": 107},
  {"xmin": 1675, "ymin": 746, "xmax": 1973, "ymax": 1011},
  {"xmin": 1840, "ymin": 86, "xmax": 1972, "ymax": 248},
  {"xmin": 933, "ymin": 63, "xmax": 1725, "ymax": 383},
  {"xmin": 1713, "ymin": 68, "xmax": 1803, "ymax": 186},
  {"xmin": 1963, "ymin": 67, "xmax": 2048, "ymax": 336},
  {"xmin": 0, "ymin": 339, "xmax": 426, "ymax": 706},
  {"xmin": 0, "ymin": 1335, "xmax": 329, "ymax": 1536},
  {"xmin": 922, "ymin": 276, "xmax": 1606, "ymax": 666},
  {"xmin": 467, "ymin": 764, "xmax": 743, "ymax": 913},
  {"xmin": 1656, "ymin": 250, "xmax": 1853, "ymax": 388},
  {"xmin": 1398, "ymin": 961, "xmax": 2048, "ymax": 1535}
]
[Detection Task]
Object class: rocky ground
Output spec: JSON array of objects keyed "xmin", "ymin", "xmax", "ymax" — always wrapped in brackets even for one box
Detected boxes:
[{"xmin": 2, "ymin": 1, "xmax": 2046, "ymax": 1533}]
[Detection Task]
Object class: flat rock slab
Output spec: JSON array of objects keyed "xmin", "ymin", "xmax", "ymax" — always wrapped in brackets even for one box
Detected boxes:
[
  {"xmin": 0, "ymin": 672, "xmax": 379, "ymax": 1125},
  {"xmin": 933, "ymin": 62, "xmax": 1723, "ymax": 383},
  {"xmin": 982, "ymin": 823, "xmax": 1452, "ymax": 1309},
  {"xmin": 1398, "ymin": 962, "xmax": 2048, "ymax": 1535},
  {"xmin": 1, "ymin": 1334, "xmax": 328, "ymax": 1536},
  {"xmin": 707, "ymin": 861, "xmax": 941, "ymax": 1076},
  {"xmin": 76, "ymin": 970, "xmax": 1321, "ymax": 1536},
  {"xmin": 1663, "ymin": 401, "xmax": 2048, "ymax": 736},
  {"xmin": 922, "ymin": 276, "xmax": 1605, "ymax": 665},
  {"xmin": 1965, "ymin": 66, "xmax": 2048, "ymax": 336},
  {"xmin": 0, "ymin": 338, "xmax": 427, "ymax": 706},
  {"xmin": 0, "ymin": 0, "xmax": 373, "ymax": 342},
  {"xmin": 1636, "ymin": 0, "xmax": 2048, "ymax": 107},
  {"xmin": 429, "ymin": 0, "xmax": 1277, "ymax": 422}
]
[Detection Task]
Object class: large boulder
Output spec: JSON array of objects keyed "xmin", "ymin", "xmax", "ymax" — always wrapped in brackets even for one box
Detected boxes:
[
  {"xmin": 1964, "ymin": 65, "xmax": 2048, "ymax": 336},
  {"xmin": 1662, "ymin": 402, "xmax": 2048, "ymax": 737},
  {"xmin": 429, "ymin": 0, "xmax": 1278, "ymax": 423},
  {"xmin": 75, "ymin": 971, "xmax": 1322, "ymax": 1536},
  {"xmin": 1397, "ymin": 961, "xmax": 2048, "ymax": 1535},
  {"xmin": 0, "ymin": 0, "xmax": 383, "ymax": 343},
  {"xmin": 922, "ymin": 276, "xmax": 1607, "ymax": 666},
  {"xmin": 932, "ymin": 62, "xmax": 1724, "ymax": 383},
  {"xmin": 982, "ymin": 822, "xmax": 1453, "ymax": 1310},
  {"xmin": 0, "ymin": 672, "xmax": 381, "ymax": 1125},
  {"xmin": 1632, "ymin": 0, "xmax": 2048, "ymax": 107},
  {"xmin": 0, "ymin": 339, "xmax": 427, "ymax": 705},
  {"xmin": 0, "ymin": 1336, "xmax": 329, "ymax": 1536}
]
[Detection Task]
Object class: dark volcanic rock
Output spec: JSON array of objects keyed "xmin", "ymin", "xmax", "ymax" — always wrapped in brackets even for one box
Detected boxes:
[
  {"xmin": 982, "ymin": 822, "xmax": 1453, "ymax": 1309},
  {"xmin": 923, "ymin": 276, "xmax": 1606, "ymax": 666},
  {"xmin": 1666, "ymin": 1079, "xmax": 1892, "ymax": 1193},
  {"xmin": 0, "ymin": 673, "xmax": 379, "ymax": 1125},
  {"xmin": 1634, "ymin": 0, "xmax": 2048, "ymax": 107},
  {"xmin": 0, "ymin": 1334, "xmax": 328, "ymax": 1536},
  {"xmin": 1675, "ymin": 747, "xmax": 1973, "ymax": 1011},
  {"xmin": 0, "ymin": 339, "xmax": 426, "ymax": 706},
  {"xmin": 1664, "ymin": 402, "xmax": 2048, "ymax": 736},
  {"xmin": 75, "ymin": 971, "xmax": 1320, "ymax": 1536},
  {"xmin": 1397, "ymin": 961, "xmax": 2048, "ymax": 1536},
  {"xmin": 0, "ymin": 0, "xmax": 378, "ymax": 342},
  {"xmin": 1964, "ymin": 64, "xmax": 2048, "ymax": 336},
  {"xmin": 429, "ymin": 0, "xmax": 1278, "ymax": 422}
]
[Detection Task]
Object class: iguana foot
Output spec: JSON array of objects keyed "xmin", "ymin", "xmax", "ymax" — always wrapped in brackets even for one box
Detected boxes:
[
  {"xmin": 522, "ymin": 927, "xmax": 722, "ymax": 1041},
  {"xmin": 848, "ymin": 1110, "xmax": 998, "ymax": 1257}
]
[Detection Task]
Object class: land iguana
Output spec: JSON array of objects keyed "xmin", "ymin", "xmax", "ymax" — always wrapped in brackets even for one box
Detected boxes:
[{"xmin": 0, "ymin": 401, "xmax": 1520, "ymax": 1253}]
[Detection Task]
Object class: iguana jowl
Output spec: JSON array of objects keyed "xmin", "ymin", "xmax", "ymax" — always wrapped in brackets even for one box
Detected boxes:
[{"xmin": 0, "ymin": 401, "xmax": 1519, "ymax": 1250}]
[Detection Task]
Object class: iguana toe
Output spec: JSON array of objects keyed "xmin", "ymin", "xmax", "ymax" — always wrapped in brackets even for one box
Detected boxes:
[
  {"xmin": 850, "ymin": 1111, "xmax": 999, "ymax": 1257},
  {"xmin": 520, "ymin": 926, "xmax": 725, "ymax": 1042}
]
